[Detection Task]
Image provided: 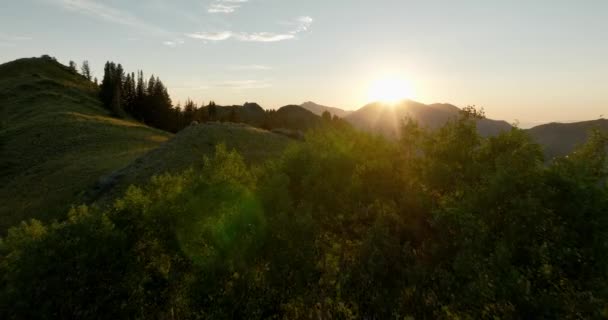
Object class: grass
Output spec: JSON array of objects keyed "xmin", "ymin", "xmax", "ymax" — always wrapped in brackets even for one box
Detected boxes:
[
  {"xmin": 91, "ymin": 122, "xmax": 294, "ymax": 205},
  {"xmin": 0, "ymin": 57, "xmax": 172, "ymax": 232}
]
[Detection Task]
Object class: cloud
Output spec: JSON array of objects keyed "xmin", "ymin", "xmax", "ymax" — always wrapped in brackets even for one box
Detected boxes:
[
  {"xmin": 290, "ymin": 16, "xmax": 313, "ymax": 33},
  {"xmin": 208, "ymin": 0, "xmax": 249, "ymax": 14},
  {"xmin": 236, "ymin": 32, "xmax": 294, "ymax": 42},
  {"xmin": 186, "ymin": 16, "xmax": 313, "ymax": 43},
  {"xmin": 186, "ymin": 31, "xmax": 233, "ymax": 41},
  {"xmin": 49, "ymin": 0, "xmax": 169, "ymax": 36}
]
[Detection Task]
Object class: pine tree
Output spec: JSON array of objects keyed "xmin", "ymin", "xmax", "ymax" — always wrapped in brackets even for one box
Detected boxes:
[
  {"xmin": 100, "ymin": 61, "xmax": 115, "ymax": 108},
  {"xmin": 110, "ymin": 81, "xmax": 124, "ymax": 117},
  {"xmin": 134, "ymin": 71, "xmax": 146, "ymax": 119},
  {"xmin": 68, "ymin": 60, "xmax": 77, "ymax": 73},
  {"xmin": 122, "ymin": 73, "xmax": 132, "ymax": 113},
  {"xmin": 183, "ymin": 99, "xmax": 197, "ymax": 125},
  {"xmin": 81, "ymin": 60, "xmax": 92, "ymax": 80},
  {"xmin": 147, "ymin": 75, "xmax": 156, "ymax": 96},
  {"xmin": 322, "ymin": 110, "xmax": 332, "ymax": 121},
  {"xmin": 208, "ymin": 101, "xmax": 217, "ymax": 121}
]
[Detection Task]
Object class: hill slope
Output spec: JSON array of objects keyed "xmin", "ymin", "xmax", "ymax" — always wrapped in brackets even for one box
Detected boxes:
[
  {"xmin": 345, "ymin": 100, "xmax": 512, "ymax": 138},
  {"xmin": 90, "ymin": 122, "xmax": 293, "ymax": 205},
  {"xmin": 301, "ymin": 101, "xmax": 352, "ymax": 118},
  {"xmin": 271, "ymin": 105, "xmax": 323, "ymax": 131},
  {"xmin": 0, "ymin": 56, "xmax": 171, "ymax": 231},
  {"xmin": 526, "ymin": 119, "xmax": 608, "ymax": 159}
]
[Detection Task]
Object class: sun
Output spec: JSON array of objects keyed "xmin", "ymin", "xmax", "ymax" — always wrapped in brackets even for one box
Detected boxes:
[{"xmin": 367, "ymin": 77, "xmax": 414, "ymax": 104}]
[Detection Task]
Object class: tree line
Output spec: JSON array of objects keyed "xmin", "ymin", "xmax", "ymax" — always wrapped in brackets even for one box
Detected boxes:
[{"xmin": 69, "ymin": 60, "xmax": 342, "ymax": 134}]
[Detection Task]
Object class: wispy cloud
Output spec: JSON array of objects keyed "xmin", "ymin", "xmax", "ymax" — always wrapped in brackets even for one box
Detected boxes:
[
  {"xmin": 289, "ymin": 16, "xmax": 314, "ymax": 34},
  {"xmin": 186, "ymin": 31, "xmax": 233, "ymax": 41},
  {"xmin": 208, "ymin": 0, "xmax": 249, "ymax": 14},
  {"xmin": 237, "ymin": 32, "xmax": 294, "ymax": 42},
  {"xmin": 49, "ymin": 0, "xmax": 170, "ymax": 36},
  {"xmin": 186, "ymin": 16, "xmax": 313, "ymax": 43},
  {"xmin": 185, "ymin": 31, "xmax": 293, "ymax": 43}
]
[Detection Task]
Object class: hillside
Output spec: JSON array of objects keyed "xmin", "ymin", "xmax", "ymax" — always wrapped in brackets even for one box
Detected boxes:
[
  {"xmin": 527, "ymin": 119, "xmax": 608, "ymax": 159},
  {"xmin": 89, "ymin": 122, "xmax": 293, "ymax": 205},
  {"xmin": 265, "ymin": 105, "xmax": 323, "ymax": 131},
  {"xmin": 301, "ymin": 101, "xmax": 352, "ymax": 118},
  {"xmin": 345, "ymin": 100, "xmax": 512, "ymax": 138},
  {"xmin": 204, "ymin": 102, "xmax": 267, "ymax": 126},
  {"xmin": 0, "ymin": 56, "xmax": 172, "ymax": 231}
]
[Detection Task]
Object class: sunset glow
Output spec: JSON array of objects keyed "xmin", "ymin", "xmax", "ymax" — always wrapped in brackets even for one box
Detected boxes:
[{"xmin": 367, "ymin": 77, "xmax": 414, "ymax": 104}]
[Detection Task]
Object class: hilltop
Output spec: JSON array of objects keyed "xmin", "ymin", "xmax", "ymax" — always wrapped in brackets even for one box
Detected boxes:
[
  {"xmin": 90, "ymin": 122, "xmax": 293, "ymax": 205},
  {"xmin": 301, "ymin": 101, "xmax": 352, "ymax": 118},
  {"xmin": 0, "ymin": 56, "xmax": 171, "ymax": 231},
  {"xmin": 527, "ymin": 119, "xmax": 608, "ymax": 159}
]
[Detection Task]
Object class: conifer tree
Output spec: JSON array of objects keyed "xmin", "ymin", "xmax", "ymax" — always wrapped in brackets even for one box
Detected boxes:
[
  {"xmin": 100, "ymin": 61, "xmax": 115, "ymax": 108},
  {"xmin": 81, "ymin": 60, "xmax": 92, "ymax": 80},
  {"xmin": 68, "ymin": 60, "xmax": 77, "ymax": 73},
  {"xmin": 208, "ymin": 101, "xmax": 217, "ymax": 121}
]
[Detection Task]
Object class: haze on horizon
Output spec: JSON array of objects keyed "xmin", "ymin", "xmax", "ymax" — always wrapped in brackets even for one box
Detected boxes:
[{"xmin": 1, "ymin": 0, "xmax": 607, "ymax": 127}]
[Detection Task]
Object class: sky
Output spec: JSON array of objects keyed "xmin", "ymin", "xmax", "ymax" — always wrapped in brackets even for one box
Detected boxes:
[{"xmin": 1, "ymin": 0, "xmax": 607, "ymax": 127}]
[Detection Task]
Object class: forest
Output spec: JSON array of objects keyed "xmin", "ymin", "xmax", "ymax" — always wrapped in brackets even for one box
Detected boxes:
[
  {"xmin": 83, "ymin": 60, "xmax": 328, "ymax": 133},
  {"xmin": 2, "ymin": 106, "xmax": 607, "ymax": 319}
]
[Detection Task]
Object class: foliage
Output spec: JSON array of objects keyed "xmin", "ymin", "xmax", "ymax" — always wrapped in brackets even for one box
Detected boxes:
[{"xmin": 1, "ymin": 109, "xmax": 608, "ymax": 318}]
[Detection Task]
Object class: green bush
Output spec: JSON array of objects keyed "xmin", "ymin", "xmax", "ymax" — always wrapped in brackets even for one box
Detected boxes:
[{"xmin": 1, "ymin": 112, "xmax": 607, "ymax": 319}]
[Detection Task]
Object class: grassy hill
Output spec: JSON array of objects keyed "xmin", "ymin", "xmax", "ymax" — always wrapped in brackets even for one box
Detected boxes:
[
  {"xmin": 89, "ymin": 122, "xmax": 293, "ymax": 205},
  {"xmin": 526, "ymin": 119, "xmax": 608, "ymax": 159},
  {"xmin": 0, "ymin": 56, "xmax": 171, "ymax": 231}
]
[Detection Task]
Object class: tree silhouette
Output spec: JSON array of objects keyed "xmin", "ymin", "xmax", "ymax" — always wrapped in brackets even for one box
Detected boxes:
[
  {"xmin": 208, "ymin": 101, "xmax": 217, "ymax": 121},
  {"xmin": 81, "ymin": 60, "xmax": 92, "ymax": 80},
  {"xmin": 68, "ymin": 60, "xmax": 77, "ymax": 73},
  {"xmin": 322, "ymin": 110, "xmax": 332, "ymax": 121}
]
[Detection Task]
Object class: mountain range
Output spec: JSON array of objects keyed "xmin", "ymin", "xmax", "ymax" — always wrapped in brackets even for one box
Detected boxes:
[{"xmin": 300, "ymin": 101, "xmax": 606, "ymax": 159}]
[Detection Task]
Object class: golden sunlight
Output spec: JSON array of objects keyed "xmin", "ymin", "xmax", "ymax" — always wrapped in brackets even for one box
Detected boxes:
[{"xmin": 367, "ymin": 77, "xmax": 414, "ymax": 104}]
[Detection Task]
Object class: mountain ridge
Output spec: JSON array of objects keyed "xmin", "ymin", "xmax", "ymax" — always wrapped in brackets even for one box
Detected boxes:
[
  {"xmin": 301, "ymin": 101, "xmax": 352, "ymax": 118},
  {"xmin": 344, "ymin": 99, "xmax": 512, "ymax": 137}
]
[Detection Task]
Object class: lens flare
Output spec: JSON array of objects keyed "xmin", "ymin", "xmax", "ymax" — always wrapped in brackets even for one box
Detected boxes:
[{"xmin": 368, "ymin": 77, "xmax": 414, "ymax": 104}]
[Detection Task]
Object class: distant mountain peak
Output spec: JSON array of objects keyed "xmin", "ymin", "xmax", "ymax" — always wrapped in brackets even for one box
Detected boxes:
[
  {"xmin": 300, "ymin": 101, "xmax": 352, "ymax": 118},
  {"xmin": 345, "ymin": 100, "xmax": 512, "ymax": 138}
]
